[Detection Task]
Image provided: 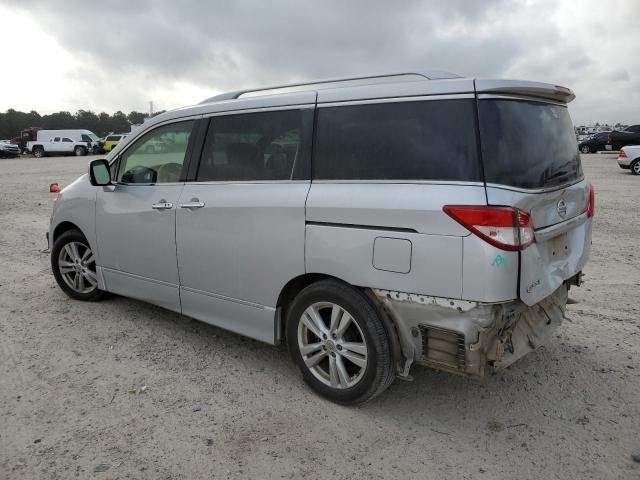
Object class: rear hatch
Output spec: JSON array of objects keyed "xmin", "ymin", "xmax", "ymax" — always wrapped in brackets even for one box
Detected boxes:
[{"xmin": 476, "ymin": 83, "xmax": 593, "ymax": 305}]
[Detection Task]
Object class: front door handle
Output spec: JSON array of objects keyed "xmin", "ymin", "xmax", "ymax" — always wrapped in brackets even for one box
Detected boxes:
[
  {"xmin": 179, "ymin": 200, "xmax": 205, "ymax": 209},
  {"xmin": 151, "ymin": 200, "xmax": 173, "ymax": 210}
]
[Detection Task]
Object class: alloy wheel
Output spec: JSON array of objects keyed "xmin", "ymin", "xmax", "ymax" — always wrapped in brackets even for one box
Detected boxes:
[
  {"xmin": 297, "ymin": 302, "xmax": 368, "ymax": 389},
  {"xmin": 58, "ymin": 241, "xmax": 98, "ymax": 294}
]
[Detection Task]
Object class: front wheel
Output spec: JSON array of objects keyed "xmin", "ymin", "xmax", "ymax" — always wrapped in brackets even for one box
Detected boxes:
[
  {"xmin": 580, "ymin": 145, "xmax": 591, "ymax": 154},
  {"xmin": 286, "ymin": 279, "xmax": 395, "ymax": 404},
  {"xmin": 51, "ymin": 229, "xmax": 105, "ymax": 301},
  {"xmin": 631, "ymin": 160, "xmax": 640, "ymax": 175},
  {"xmin": 74, "ymin": 146, "xmax": 87, "ymax": 156}
]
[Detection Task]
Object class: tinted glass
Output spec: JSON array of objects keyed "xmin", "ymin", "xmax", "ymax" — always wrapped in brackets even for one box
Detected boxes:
[
  {"xmin": 594, "ymin": 133, "xmax": 608, "ymax": 141},
  {"xmin": 479, "ymin": 100, "xmax": 582, "ymax": 189},
  {"xmin": 118, "ymin": 121, "xmax": 194, "ymax": 184},
  {"xmin": 197, "ymin": 109, "xmax": 312, "ymax": 181},
  {"xmin": 106, "ymin": 135, "xmax": 119, "ymax": 141},
  {"xmin": 313, "ymin": 99, "xmax": 481, "ymax": 181},
  {"xmin": 62, "ymin": 137, "xmax": 72, "ymax": 142}
]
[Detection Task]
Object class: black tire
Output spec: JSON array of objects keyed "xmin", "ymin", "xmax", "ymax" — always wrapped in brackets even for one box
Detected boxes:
[
  {"xmin": 74, "ymin": 146, "xmax": 87, "ymax": 156},
  {"xmin": 631, "ymin": 160, "xmax": 640, "ymax": 176},
  {"xmin": 580, "ymin": 145, "xmax": 591, "ymax": 154},
  {"xmin": 51, "ymin": 229, "xmax": 105, "ymax": 301},
  {"xmin": 33, "ymin": 146, "xmax": 45, "ymax": 158},
  {"xmin": 286, "ymin": 279, "xmax": 395, "ymax": 404}
]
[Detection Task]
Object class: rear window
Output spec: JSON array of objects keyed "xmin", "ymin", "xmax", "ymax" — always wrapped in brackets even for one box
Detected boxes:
[
  {"xmin": 313, "ymin": 99, "xmax": 482, "ymax": 181},
  {"xmin": 479, "ymin": 99, "xmax": 582, "ymax": 189}
]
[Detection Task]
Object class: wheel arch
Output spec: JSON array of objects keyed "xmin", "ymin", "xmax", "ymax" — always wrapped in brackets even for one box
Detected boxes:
[{"xmin": 53, "ymin": 221, "xmax": 84, "ymax": 243}]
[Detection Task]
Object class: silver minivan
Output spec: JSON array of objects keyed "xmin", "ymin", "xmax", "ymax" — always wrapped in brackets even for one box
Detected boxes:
[{"xmin": 49, "ymin": 71, "xmax": 594, "ymax": 404}]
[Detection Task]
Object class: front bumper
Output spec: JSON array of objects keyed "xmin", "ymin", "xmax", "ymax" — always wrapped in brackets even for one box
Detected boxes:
[{"xmin": 374, "ymin": 285, "xmax": 569, "ymax": 378}]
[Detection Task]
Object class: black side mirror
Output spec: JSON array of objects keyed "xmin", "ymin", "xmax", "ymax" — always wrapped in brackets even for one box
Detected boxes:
[{"xmin": 89, "ymin": 159, "xmax": 111, "ymax": 186}]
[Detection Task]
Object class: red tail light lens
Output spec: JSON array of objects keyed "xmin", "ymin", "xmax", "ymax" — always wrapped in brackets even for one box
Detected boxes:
[
  {"xmin": 607, "ymin": 134, "xmax": 612, "ymax": 145},
  {"xmin": 619, "ymin": 149, "xmax": 627, "ymax": 158},
  {"xmin": 443, "ymin": 205, "xmax": 534, "ymax": 251},
  {"xmin": 587, "ymin": 184, "xmax": 595, "ymax": 218},
  {"xmin": 49, "ymin": 183, "xmax": 61, "ymax": 193}
]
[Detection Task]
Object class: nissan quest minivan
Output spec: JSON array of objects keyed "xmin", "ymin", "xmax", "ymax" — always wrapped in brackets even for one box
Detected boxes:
[{"xmin": 48, "ymin": 71, "xmax": 593, "ymax": 404}]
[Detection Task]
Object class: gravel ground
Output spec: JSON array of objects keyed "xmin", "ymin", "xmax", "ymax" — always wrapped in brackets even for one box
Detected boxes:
[{"xmin": 1, "ymin": 154, "xmax": 639, "ymax": 479}]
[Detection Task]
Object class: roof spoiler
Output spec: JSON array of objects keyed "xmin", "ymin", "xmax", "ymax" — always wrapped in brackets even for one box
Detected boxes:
[{"xmin": 475, "ymin": 79, "xmax": 575, "ymax": 103}]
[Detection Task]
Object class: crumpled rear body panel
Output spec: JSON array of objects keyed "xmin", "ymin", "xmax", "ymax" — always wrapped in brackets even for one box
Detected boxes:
[{"xmin": 373, "ymin": 285, "xmax": 568, "ymax": 377}]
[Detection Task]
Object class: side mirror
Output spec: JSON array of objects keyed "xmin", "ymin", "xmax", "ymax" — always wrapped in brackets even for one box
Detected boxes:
[{"xmin": 89, "ymin": 159, "xmax": 111, "ymax": 186}]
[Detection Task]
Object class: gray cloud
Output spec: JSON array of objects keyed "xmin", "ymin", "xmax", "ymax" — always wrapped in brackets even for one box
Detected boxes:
[{"xmin": 3, "ymin": 0, "xmax": 640, "ymax": 124}]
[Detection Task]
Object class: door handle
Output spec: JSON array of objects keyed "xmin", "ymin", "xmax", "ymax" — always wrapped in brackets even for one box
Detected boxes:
[
  {"xmin": 151, "ymin": 200, "xmax": 173, "ymax": 210},
  {"xmin": 179, "ymin": 200, "xmax": 205, "ymax": 209}
]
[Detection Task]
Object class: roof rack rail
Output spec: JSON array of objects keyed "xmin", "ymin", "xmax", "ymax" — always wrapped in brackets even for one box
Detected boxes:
[{"xmin": 200, "ymin": 70, "xmax": 461, "ymax": 104}]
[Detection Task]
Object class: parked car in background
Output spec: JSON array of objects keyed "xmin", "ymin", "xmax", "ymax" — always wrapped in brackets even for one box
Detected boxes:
[
  {"xmin": 26, "ymin": 129, "xmax": 99, "ymax": 157},
  {"xmin": 0, "ymin": 140, "xmax": 21, "ymax": 158},
  {"xmin": 48, "ymin": 72, "xmax": 593, "ymax": 404},
  {"xmin": 617, "ymin": 145, "xmax": 640, "ymax": 175},
  {"xmin": 606, "ymin": 125, "xmax": 640, "ymax": 151},
  {"xmin": 578, "ymin": 132, "xmax": 609, "ymax": 153},
  {"xmin": 102, "ymin": 134, "xmax": 128, "ymax": 153}
]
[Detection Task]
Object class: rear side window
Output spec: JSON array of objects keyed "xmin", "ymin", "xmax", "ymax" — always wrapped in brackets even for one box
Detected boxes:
[
  {"xmin": 313, "ymin": 99, "xmax": 482, "ymax": 181},
  {"xmin": 479, "ymin": 99, "xmax": 582, "ymax": 189},
  {"xmin": 197, "ymin": 109, "xmax": 313, "ymax": 181}
]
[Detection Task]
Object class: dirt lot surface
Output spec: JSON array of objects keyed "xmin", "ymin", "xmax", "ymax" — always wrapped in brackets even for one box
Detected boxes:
[{"xmin": 1, "ymin": 154, "xmax": 639, "ymax": 479}]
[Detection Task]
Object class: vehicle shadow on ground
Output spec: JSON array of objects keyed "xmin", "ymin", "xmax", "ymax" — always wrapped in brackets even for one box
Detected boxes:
[{"xmin": 97, "ymin": 292, "xmax": 608, "ymax": 422}]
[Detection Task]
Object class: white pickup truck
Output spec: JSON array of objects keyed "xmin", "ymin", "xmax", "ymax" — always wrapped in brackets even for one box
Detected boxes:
[{"xmin": 26, "ymin": 129, "xmax": 99, "ymax": 157}]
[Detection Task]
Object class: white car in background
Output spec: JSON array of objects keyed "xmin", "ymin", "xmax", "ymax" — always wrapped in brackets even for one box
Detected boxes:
[{"xmin": 617, "ymin": 146, "xmax": 640, "ymax": 175}]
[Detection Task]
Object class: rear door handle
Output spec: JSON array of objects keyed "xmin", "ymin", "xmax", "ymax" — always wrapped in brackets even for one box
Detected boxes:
[
  {"xmin": 151, "ymin": 201, "xmax": 173, "ymax": 210},
  {"xmin": 179, "ymin": 200, "xmax": 205, "ymax": 209}
]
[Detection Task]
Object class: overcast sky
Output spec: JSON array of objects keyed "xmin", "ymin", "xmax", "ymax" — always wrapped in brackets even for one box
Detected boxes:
[{"xmin": 0, "ymin": 0, "xmax": 638, "ymax": 125}]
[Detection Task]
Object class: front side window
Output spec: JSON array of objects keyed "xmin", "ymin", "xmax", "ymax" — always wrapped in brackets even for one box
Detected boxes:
[
  {"xmin": 197, "ymin": 109, "xmax": 312, "ymax": 181},
  {"xmin": 62, "ymin": 137, "xmax": 72, "ymax": 142},
  {"xmin": 313, "ymin": 99, "xmax": 482, "ymax": 181},
  {"xmin": 118, "ymin": 120, "xmax": 194, "ymax": 184}
]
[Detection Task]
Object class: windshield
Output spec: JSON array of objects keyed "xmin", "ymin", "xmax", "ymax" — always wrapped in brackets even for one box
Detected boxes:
[{"xmin": 479, "ymin": 99, "xmax": 582, "ymax": 189}]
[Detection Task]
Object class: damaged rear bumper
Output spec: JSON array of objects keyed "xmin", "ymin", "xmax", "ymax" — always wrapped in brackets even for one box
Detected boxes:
[{"xmin": 373, "ymin": 284, "xmax": 570, "ymax": 378}]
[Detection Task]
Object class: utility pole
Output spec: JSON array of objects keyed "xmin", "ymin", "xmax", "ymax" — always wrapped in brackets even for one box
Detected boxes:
[{"xmin": 149, "ymin": 101, "xmax": 154, "ymax": 117}]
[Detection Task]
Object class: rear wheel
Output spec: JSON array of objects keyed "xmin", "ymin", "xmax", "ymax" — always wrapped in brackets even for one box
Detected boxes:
[
  {"xmin": 51, "ymin": 229, "xmax": 105, "ymax": 301},
  {"xmin": 74, "ymin": 146, "xmax": 87, "ymax": 156},
  {"xmin": 580, "ymin": 145, "xmax": 591, "ymax": 154},
  {"xmin": 631, "ymin": 160, "xmax": 640, "ymax": 175},
  {"xmin": 33, "ymin": 146, "xmax": 45, "ymax": 158},
  {"xmin": 286, "ymin": 279, "xmax": 395, "ymax": 404}
]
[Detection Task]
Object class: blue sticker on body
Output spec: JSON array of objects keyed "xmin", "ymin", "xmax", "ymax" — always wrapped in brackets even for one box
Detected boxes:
[{"xmin": 491, "ymin": 254, "xmax": 507, "ymax": 267}]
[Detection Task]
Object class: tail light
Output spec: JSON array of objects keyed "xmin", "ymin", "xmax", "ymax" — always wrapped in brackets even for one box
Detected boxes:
[
  {"xmin": 49, "ymin": 183, "xmax": 61, "ymax": 193},
  {"xmin": 443, "ymin": 205, "xmax": 534, "ymax": 251},
  {"xmin": 587, "ymin": 184, "xmax": 595, "ymax": 218},
  {"xmin": 607, "ymin": 134, "xmax": 612, "ymax": 145},
  {"xmin": 619, "ymin": 149, "xmax": 627, "ymax": 158}
]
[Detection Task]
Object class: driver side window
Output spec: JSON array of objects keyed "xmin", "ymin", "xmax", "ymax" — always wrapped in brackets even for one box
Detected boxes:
[{"xmin": 118, "ymin": 120, "xmax": 194, "ymax": 184}]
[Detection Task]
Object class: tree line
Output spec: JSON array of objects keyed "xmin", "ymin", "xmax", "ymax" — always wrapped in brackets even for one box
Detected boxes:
[{"xmin": 0, "ymin": 109, "xmax": 166, "ymax": 140}]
